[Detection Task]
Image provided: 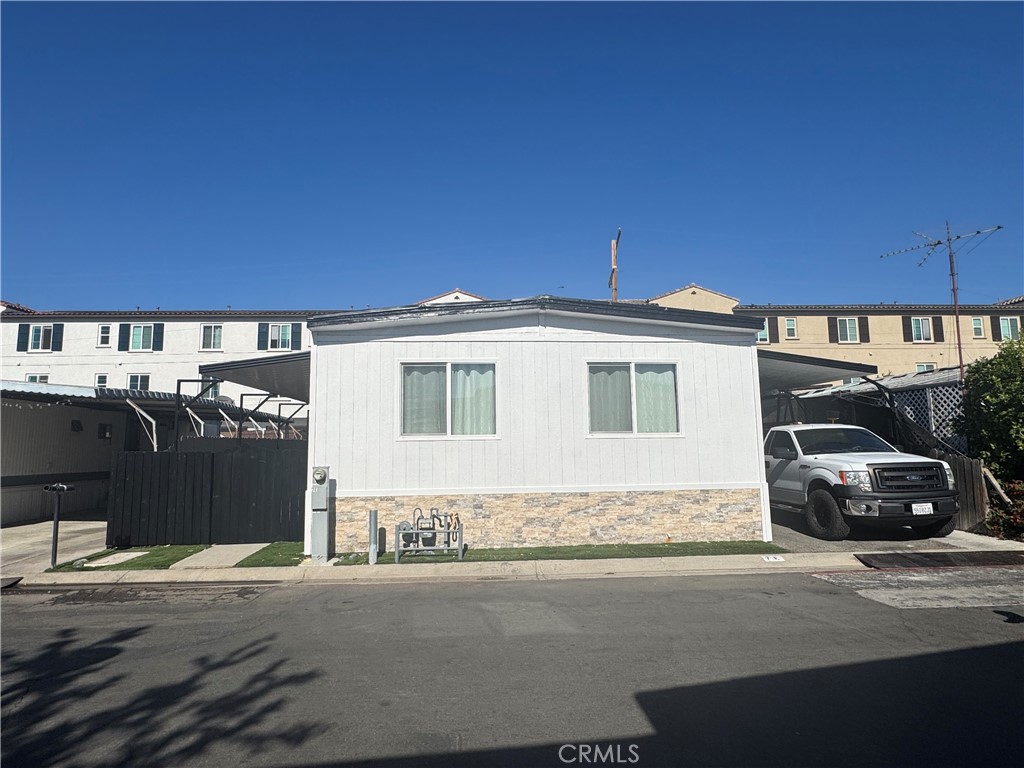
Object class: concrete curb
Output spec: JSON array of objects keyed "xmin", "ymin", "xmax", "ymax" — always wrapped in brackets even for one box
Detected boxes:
[{"xmin": 15, "ymin": 552, "xmax": 872, "ymax": 587}]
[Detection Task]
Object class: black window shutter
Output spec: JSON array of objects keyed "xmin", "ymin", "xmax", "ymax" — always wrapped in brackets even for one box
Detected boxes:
[
  {"xmin": 291, "ymin": 322, "xmax": 302, "ymax": 351},
  {"xmin": 257, "ymin": 323, "xmax": 269, "ymax": 350},
  {"xmin": 827, "ymin": 317, "xmax": 839, "ymax": 344},
  {"xmin": 152, "ymin": 323, "xmax": 164, "ymax": 351},
  {"xmin": 16, "ymin": 324, "xmax": 29, "ymax": 352},
  {"xmin": 118, "ymin": 323, "xmax": 131, "ymax": 351},
  {"xmin": 990, "ymin": 316, "xmax": 1002, "ymax": 342},
  {"xmin": 932, "ymin": 316, "xmax": 944, "ymax": 343},
  {"xmin": 858, "ymin": 317, "xmax": 870, "ymax": 343},
  {"xmin": 902, "ymin": 316, "xmax": 913, "ymax": 342},
  {"xmin": 767, "ymin": 317, "xmax": 779, "ymax": 343},
  {"xmin": 50, "ymin": 323, "xmax": 64, "ymax": 351}
]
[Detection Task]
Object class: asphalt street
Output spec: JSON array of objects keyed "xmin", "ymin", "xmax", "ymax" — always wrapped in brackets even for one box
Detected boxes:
[{"xmin": 2, "ymin": 570, "xmax": 1022, "ymax": 768}]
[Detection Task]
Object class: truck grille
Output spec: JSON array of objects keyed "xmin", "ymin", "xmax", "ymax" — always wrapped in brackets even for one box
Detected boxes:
[{"xmin": 871, "ymin": 464, "xmax": 945, "ymax": 492}]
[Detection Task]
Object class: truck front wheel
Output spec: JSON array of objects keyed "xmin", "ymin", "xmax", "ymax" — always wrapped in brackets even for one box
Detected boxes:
[{"xmin": 804, "ymin": 489, "xmax": 851, "ymax": 541}]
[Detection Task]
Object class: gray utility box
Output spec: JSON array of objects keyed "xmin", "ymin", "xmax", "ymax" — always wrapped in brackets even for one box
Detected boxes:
[{"xmin": 310, "ymin": 466, "xmax": 330, "ymax": 564}]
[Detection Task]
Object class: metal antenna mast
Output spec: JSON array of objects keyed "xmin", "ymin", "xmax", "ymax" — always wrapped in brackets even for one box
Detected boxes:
[
  {"xmin": 881, "ymin": 223, "xmax": 1003, "ymax": 381},
  {"xmin": 608, "ymin": 228, "xmax": 622, "ymax": 302}
]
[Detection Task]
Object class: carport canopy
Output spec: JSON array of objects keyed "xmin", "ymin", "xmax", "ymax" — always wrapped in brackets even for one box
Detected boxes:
[
  {"xmin": 199, "ymin": 351, "xmax": 311, "ymax": 403},
  {"xmin": 199, "ymin": 348, "xmax": 876, "ymax": 403}
]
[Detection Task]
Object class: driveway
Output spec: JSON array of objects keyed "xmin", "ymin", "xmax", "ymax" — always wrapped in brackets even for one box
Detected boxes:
[
  {"xmin": 770, "ymin": 506, "xmax": 1021, "ymax": 554},
  {"xmin": 1, "ymin": 520, "xmax": 108, "ymax": 577}
]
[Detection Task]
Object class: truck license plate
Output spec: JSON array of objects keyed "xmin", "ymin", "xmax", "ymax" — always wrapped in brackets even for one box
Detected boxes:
[{"xmin": 912, "ymin": 503, "xmax": 933, "ymax": 515}]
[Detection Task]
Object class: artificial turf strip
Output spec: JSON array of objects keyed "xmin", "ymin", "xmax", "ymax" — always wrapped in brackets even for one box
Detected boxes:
[
  {"xmin": 49, "ymin": 545, "xmax": 209, "ymax": 571},
  {"xmin": 234, "ymin": 541, "xmax": 305, "ymax": 567},
  {"xmin": 334, "ymin": 540, "xmax": 787, "ymax": 566}
]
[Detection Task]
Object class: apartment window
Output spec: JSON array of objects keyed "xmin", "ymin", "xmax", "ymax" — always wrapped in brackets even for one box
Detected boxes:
[
  {"xmin": 401, "ymin": 363, "xmax": 496, "ymax": 436},
  {"xmin": 837, "ymin": 318, "xmax": 859, "ymax": 343},
  {"xmin": 128, "ymin": 374, "xmax": 150, "ymax": 391},
  {"xmin": 588, "ymin": 363, "xmax": 679, "ymax": 434},
  {"xmin": 130, "ymin": 324, "xmax": 154, "ymax": 351},
  {"xmin": 784, "ymin": 318, "xmax": 798, "ymax": 339},
  {"xmin": 916, "ymin": 363, "xmax": 937, "ymax": 373},
  {"xmin": 911, "ymin": 317, "xmax": 933, "ymax": 342},
  {"xmin": 202, "ymin": 378, "xmax": 221, "ymax": 399},
  {"xmin": 30, "ymin": 324, "xmax": 53, "ymax": 351},
  {"xmin": 1000, "ymin": 317, "xmax": 1020, "ymax": 341},
  {"xmin": 756, "ymin": 320, "xmax": 769, "ymax": 343},
  {"xmin": 841, "ymin": 377, "xmax": 863, "ymax": 386},
  {"xmin": 200, "ymin": 324, "xmax": 223, "ymax": 350},
  {"xmin": 97, "ymin": 324, "xmax": 111, "ymax": 346},
  {"xmin": 25, "ymin": 374, "xmax": 49, "ymax": 383},
  {"xmin": 972, "ymin": 318, "xmax": 985, "ymax": 338},
  {"xmin": 269, "ymin": 323, "xmax": 291, "ymax": 350},
  {"xmin": 95, "ymin": 374, "xmax": 108, "ymax": 387}
]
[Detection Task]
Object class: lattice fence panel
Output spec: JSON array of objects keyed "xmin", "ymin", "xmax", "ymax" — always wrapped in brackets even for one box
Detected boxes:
[
  {"xmin": 928, "ymin": 385, "xmax": 968, "ymax": 453},
  {"xmin": 895, "ymin": 389, "xmax": 931, "ymax": 431}
]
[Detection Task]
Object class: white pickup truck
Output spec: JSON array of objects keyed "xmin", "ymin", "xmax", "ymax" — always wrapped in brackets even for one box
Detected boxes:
[{"xmin": 764, "ymin": 424, "xmax": 960, "ymax": 541}]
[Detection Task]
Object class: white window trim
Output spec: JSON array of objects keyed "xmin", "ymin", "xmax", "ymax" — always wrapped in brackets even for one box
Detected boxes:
[
  {"xmin": 200, "ymin": 323, "xmax": 224, "ymax": 352},
  {"xmin": 911, "ymin": 316, "xmax": 933, "ymax": 343},
  {"xmin": 95, "ymin": 373, "xmax": 109, "ymax": 387},
  {"xmin": 586, "ymin": 361, "xmax": 684, "ymax": 439},
  {"xmin": 127, "ymin": 373, "xmax": 151, "ymax": 390},
  {"xmin": 837, "ymin": 318, "xmax": 859, "ymax": 344},
  {"xmin": 25, "ymin": 373, "xmax": 49, "ymax": 383},
  {"xmin": 267, "ymin": 323, "xmax": 294, "ymax": 351},
  {"xmin": 915, "ymin": 363, "xmax": 937, "ymax": 373},
  {"xmin": 784, "ymin": 317, "xmax": 798, "ymax": 339},
  {"xmin": 999, "ymin": 316, "xmax": 1020, "ymax": 341},
  {"xmin": 97, "ymin": 324, "xmax": 112, "ymax": 347},
  {"xmin": 129, "ymin": 323, "xmax": 155, "ymax": 352},
  {"xmin": 971, "ymin": 317, "xmax": 985, "ymax": 338},
  {"xmin": 28, "ymin": 323, "xmax": 54, "ymax": 353},
  {"xmin": 397, "ymin": 360, "xmax": 500, "ymax": 441}
]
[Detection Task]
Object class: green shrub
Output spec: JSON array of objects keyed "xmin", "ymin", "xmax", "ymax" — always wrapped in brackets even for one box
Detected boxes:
[{"xmin": 956, "ymin": 338, "xmax": 1024, "ymax": 482}]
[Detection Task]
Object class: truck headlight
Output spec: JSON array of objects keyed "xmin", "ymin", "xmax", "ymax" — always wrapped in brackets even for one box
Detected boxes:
[
  {"xmin": 944, "ymin": 467, "xmax": 956, "ymax": 490},
  {"xmin": 839, "ymin": 470, "xmax": 873, "ymax": 493}
]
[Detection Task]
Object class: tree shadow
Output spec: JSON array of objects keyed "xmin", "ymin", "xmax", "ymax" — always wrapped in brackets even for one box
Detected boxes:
[{"xmin": 2, "ymin": 626, "xmax": 328, "ymax": 767}]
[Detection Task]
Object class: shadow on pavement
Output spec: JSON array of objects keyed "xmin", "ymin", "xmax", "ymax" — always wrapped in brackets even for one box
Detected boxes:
[
  {"xmin": 294, "ymin": 642, "xmax": 1022, "ymax": 768},
  {"xmin": 1, "ymin": 627, "xmax": 328, "ymax": 767},
  {"xmin": 771, "ymin": 506, "xmax": 948, "ymax": 544}
]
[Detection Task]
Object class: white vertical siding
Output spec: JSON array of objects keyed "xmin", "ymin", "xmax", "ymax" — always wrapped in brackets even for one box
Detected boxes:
[{"xmin": 312, "ymin": 313, "xmax": 764, "ymax": 495}]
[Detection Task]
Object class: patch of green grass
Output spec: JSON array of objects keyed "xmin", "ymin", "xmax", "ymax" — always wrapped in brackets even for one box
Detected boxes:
[
  {"xmin": 49, "ymin": 545, "xmax": 209, "ymax": 572},
  {"xmin": 235, "ymin": 541, "xmax": 305, "ymax": 567},
  {"xmin": 334, "ymin": 540, "xmax": 786, "ymax": 566}
]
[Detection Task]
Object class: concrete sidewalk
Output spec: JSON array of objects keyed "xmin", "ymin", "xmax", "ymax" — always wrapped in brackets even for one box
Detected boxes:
[{"xmin": 4, "ymin": 522, "xmax": 1020, "ymax": 588}]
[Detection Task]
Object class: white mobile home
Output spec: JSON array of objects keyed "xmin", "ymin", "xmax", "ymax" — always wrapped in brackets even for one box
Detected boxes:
[{"xmin": 307, "ymin": 297, "xmax": 772, "ymax": 550}]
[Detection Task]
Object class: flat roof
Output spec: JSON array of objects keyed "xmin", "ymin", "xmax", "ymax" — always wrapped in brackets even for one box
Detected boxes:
[{"xmin": 308, "ymin": 295, "xmax": 766, "ymax": 331}]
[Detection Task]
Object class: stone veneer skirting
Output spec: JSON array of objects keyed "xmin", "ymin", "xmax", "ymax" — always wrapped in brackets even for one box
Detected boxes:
[{"xmin": 332, "ymin": 488, "xmax": 763, "ymax": 552}]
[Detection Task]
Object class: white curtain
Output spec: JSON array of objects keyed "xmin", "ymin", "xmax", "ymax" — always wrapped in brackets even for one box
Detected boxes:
[
  {"xmin": 635, "ymin": 364, "xmax": 678, "ymax": 433},
  {"xmin": 589, "ymin": 364, "xmax": 632, "ymax": 432},
  {"xmin": 451, "ymin": 364, "xmax": 496, "ymax": 435},
  {"xmin": 402, "ymin": 364, "xmax": 446, "ymax": 434}
]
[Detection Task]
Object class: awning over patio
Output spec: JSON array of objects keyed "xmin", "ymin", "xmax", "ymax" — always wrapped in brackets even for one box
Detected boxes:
[
  {"xmin": 198, "ymin": 351, "xmax": 310, "ymax": 402},
  {"xmin": 198, "ymin": 347, "xmax": 876, "ymax": 404}
]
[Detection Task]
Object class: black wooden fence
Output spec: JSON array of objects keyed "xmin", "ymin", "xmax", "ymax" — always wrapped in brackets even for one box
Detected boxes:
[
  {"xmin": 107, "ymin": 443, "xmax": 307, "ymax": 547},
  {"xmin": 946, "ymin": 454, "xmax": 988, "ymax": 531}
]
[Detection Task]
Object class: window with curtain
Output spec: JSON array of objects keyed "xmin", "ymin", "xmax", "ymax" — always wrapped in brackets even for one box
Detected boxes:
[
  {"xmin": 401, "ymin": 362, "xmax": 496, "ymax": 436},
  {"xmin": 588, "ymin": 363, "xmax": 679, "ymax": 434}
]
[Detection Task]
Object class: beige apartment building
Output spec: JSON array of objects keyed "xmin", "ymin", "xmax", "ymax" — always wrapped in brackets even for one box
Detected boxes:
[{"xmin": 650, "ymin": 284, "xmax": 1023, "ymax": 381}]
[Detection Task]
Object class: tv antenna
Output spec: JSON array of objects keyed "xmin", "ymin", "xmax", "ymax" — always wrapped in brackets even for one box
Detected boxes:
[
  {"xmin": 881, "ymin": 222, "xmax": 1002, "ymax": 381},
  {"xmin": 608, "ymin": 228, "xmax": 622, "ymax": 302}
]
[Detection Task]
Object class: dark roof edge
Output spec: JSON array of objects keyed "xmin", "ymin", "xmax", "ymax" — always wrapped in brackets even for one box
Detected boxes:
[
  {"xmin": 757, "ymin": 348, "xmax": 878, "ymax": 374},
  {"xmin": 0, "ymin": 309, "xmax": 332, "ymax": 321},
  {"xmin": 308, "ymin": 296, "xmax": 765, "ymax": 331},
  {"xmin": 199, "ymin": 351, "xmax": 310, "ymax": 375}
]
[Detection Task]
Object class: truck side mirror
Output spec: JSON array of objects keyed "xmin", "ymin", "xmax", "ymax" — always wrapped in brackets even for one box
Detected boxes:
[{"xmin": 771, "ymin": 446, "xmax": 797, "ymax": 461}]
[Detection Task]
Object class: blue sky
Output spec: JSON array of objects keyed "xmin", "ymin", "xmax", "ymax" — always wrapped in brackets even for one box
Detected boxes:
[{"xmin": 2, "ymin": 2, "xmax": 1021, "ymax": 311}]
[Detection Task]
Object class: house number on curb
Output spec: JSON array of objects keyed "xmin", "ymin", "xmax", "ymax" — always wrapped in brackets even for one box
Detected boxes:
[{"xmin": 762, "ymin": 555, "xmax": 786, "ymax": 562}]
